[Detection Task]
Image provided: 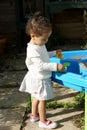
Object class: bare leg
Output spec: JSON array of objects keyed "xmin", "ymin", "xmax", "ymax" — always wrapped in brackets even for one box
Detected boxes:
[
  {"xmin": 32, "ymin": 98, "xmax": 39, "ymax": 116},
  {"xmin": 38, "ymin": 100, "xmax": 46, "ymax": 122}
]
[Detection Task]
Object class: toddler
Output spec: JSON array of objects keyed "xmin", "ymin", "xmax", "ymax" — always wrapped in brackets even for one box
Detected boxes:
[{"xmin": 19, "ymin": 12, "xmax": 65, "ymax": 129}]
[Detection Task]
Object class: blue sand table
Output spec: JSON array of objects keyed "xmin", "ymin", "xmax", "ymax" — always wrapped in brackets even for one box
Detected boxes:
[{"xmin": 50, "ymin": 50, "xmax": 87, "ymax": 130}]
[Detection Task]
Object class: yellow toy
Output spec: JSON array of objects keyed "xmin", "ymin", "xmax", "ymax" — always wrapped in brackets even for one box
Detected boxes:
[{"xmin": 56, "ymin": 49, "xmax": 64, "ymax": 59}]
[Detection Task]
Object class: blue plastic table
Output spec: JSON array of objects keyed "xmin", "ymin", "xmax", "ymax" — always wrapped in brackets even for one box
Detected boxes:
[{"xmin": 50, "ymin": 50, "xmax": 87, "ymax": 130}]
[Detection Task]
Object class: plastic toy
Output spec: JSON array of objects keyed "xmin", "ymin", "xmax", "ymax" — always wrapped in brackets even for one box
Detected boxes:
[{"xmin": 56, "ymin": 49, "xmax": 64, "ymax": 59}]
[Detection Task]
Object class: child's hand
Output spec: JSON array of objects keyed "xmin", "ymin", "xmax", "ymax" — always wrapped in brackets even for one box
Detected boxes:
[{"xmin": 57, "ymin": 63, "xmax": 66, "ymax": 72}]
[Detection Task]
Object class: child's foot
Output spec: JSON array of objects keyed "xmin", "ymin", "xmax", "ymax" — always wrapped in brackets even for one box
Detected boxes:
[
  {"xmin": 30, "ymin": 114, "xmax": 39, "ymax": 122},
  {"xmin": 39, "ymin": 120, "xmax": 58, "ymax": 129}
]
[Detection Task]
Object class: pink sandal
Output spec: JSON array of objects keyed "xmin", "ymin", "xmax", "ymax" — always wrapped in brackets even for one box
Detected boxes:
[
  {"xmin": 29, "ymin": 114, "xmax": 39, "ymax": 122},
  {"xmin": 39, "ymin": 120, "xmax": 58, "ymax": 129}
]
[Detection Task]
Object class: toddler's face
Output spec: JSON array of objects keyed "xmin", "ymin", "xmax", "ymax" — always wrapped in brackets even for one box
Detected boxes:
[{"xmin": 34, "ymin": 31, "xmax": 52, "ymax": 46}]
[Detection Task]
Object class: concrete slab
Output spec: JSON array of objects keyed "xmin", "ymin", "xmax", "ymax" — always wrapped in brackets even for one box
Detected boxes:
[
  {"xmin": 24, "ymin": 108, "xmax": 83, "ymax": 130},
  {"xmin": 0, "ymin": 87, "xmax": 29, "ymax": 130},
  {"xmin": 0, "ymin": 108, "xmax": 23, "ymax": 130},
  {"xmin": 0, "ymin": 87, "xmax": 29, "ymax": 108}
]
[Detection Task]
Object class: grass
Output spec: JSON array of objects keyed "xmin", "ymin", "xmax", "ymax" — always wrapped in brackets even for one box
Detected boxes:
[
  {"xmin": 72, "ymin": 114, "xmax": 84, "ymax": 130},
  {"xmin": 46, "ymin": 101, "xmax": 74, "ymax": 109}
]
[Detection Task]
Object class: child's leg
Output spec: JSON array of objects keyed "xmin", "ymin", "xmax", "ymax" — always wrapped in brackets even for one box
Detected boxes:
[
  {"xmin": 38, "ymin": 100, "xmax": 58, "ymax": 129},
  {"xmin": 32, "ymin": 98, "xmax": 39, "ymax": 116},
  {"xmin": 38, "ymin": 100, "xmax": 46, "ymax": 122}
]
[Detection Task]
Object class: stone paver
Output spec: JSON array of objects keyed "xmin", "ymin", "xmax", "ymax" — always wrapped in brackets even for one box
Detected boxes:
[
  {"xmin": 0, "ymin": 108, "xmax": 24, "ymax": 130},
  {"xmin": 53, "ymin": 82, "xmax": 79, "ymax": 103},
  {"xmin": 0, "ymin": 87, "xmax": 29, "ymax": 130},
  {"xmin": 0, "ymin": 53, "xmax": 28, "ymax": 130}
]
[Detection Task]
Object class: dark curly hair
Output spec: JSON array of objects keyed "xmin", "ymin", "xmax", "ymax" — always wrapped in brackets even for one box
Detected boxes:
[{"xmin": 26, "ymin": 12, "xmax": 52, "ymax": 36}]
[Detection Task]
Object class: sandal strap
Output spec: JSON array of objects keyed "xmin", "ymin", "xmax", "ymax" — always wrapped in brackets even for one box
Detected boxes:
[{"xmin": 46, "ymin": 120, "xmax": 52, "ymax": 126}]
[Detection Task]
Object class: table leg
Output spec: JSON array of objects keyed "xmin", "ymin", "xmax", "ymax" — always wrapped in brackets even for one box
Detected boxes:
[{"xmin": 85, "ymin": 89, "xmax": 87, "ymax": 130}]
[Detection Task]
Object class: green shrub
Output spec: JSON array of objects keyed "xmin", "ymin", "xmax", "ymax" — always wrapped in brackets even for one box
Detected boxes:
[{"xmin": 74, "ymin": 92, "xmax": 85, "ymax": 109}]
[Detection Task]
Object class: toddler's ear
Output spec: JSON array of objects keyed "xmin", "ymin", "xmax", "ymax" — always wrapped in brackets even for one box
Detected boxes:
[{"xmin": 30, "ymin": 33, "xmax": 35, "ymax": 38}]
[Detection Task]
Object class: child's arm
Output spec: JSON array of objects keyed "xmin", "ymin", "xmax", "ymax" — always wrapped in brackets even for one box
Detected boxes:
[
  {"xmin": 26, "ymin": 48, "xmax": 65, "ymax": 72},
  {"xmin": 27, "ymin": 56, "xmax": 65, "ymax": 72}
]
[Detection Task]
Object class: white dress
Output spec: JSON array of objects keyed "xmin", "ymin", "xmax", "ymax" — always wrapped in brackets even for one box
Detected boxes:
[{"xmin": 19, "ymin": 43, "xmax": 57, "ymax": 100}]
